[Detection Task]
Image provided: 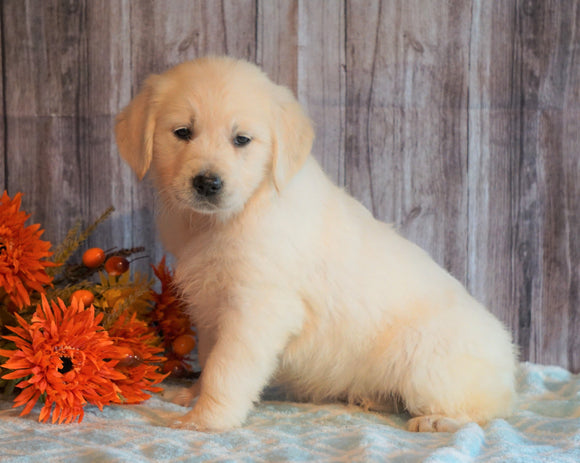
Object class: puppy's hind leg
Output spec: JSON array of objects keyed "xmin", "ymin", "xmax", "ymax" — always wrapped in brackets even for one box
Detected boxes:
[
  {"xmin": 403, "ymin": 353, "xmax": 515, "ymax": 433},
  {"xmin": 407, "ymin": 414, "xmax": 469, "ymax": 433}
]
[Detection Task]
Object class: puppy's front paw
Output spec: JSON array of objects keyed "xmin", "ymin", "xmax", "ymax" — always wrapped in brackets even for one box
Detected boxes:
[
  {"xmin": 408, "ymin": 414, "xmax": 464, "ymax": 433},
  {"xmin": 171, "ymin": 387, "xmax": 198, "ymax": 407},
  {"xmin": 170, "ymin": 408, "xmax": 212, "ymax": 432},
  {"xmin": 171, "ymin": 414, "xmax": 205, "ymax": 431},
  {"xmin": 169, "ymin": 405, "xmax": 243, "ymax": 432},
  {"xmin": 162, "ymin": 382, "xmax": 200, "ymax": 407}
]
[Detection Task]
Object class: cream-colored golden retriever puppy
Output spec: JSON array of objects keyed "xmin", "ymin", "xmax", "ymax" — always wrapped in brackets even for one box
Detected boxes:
[{"xmin": 116, "ymin": 56, "xmax": 517, "ymax": 433}]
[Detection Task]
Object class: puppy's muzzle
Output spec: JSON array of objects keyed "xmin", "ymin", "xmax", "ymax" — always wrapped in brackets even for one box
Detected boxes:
[{"xmin": 192, "ymin": 173, "xmax": 223, "ymax": 198}]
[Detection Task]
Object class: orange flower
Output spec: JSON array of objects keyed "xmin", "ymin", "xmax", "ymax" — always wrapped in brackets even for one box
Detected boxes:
[
  {"xmin": 108, "ymin": 312, "xmax": 168, "ymax": 404},
  {"xmin": 151, "ymin": 257, "xmax": 193, "ymax": 348},
  {"xmin": 0, "ymin": 296, "xmax": 125, "ymax": 423},
  {"xmin": 0, "ymin": 191, "xmax": 57, "ymax": 309}
]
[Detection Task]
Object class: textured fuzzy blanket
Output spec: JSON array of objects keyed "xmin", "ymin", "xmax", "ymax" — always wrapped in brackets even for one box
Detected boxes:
[{"xmin": 1, "ymin": 362, "xmax": 579, "ymax": 462}]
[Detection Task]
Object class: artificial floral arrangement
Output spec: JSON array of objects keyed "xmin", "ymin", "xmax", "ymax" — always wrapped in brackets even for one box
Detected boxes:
[{"xmin": 0, "ymin": 191, "xmax": 196, "ymax": 424}]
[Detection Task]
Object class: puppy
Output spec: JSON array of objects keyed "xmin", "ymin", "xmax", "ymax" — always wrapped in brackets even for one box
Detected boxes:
[{"xmin": 116, "ymin": 56, "xmax": 517, "ymax": 433}]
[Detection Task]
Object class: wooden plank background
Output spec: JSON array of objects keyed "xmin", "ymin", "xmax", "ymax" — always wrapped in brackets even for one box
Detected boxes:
[{"xmin": 0, "ymin": 0, "xmax": 578, "ymax": 371}]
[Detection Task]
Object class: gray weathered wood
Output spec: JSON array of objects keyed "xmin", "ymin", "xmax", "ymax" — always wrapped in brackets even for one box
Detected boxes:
[
  {"xmin": 256, "ymin": 0, "xmax": 299, "ymax": 91},
  {"xmin": 297, "ymin": 0, "xmax": 347, "ymax": 185},
  {"xmin": 0, "ymin": 1, "xmax": 4, "ymax": 193},
  {"xmin": 527, "ymin": 0, "xmax": 580, "ymax": 368},
  {"xmin": 345, "ymin": 0, "xmax": 471, "ymax": 281},
  {"xmin": 3, "ymin": 0, "xmax": 89, "ymax": 244},
  {"xmin": 0, "ymin": 0, "xmax": 578, "ymax": 371},
  {"xmin": 467, "ymin": 0, "xmax": 580, "ymax": 369},
  {"xmin": 467, "ymin": 0, "xmax": 531, "ymax": 354}
]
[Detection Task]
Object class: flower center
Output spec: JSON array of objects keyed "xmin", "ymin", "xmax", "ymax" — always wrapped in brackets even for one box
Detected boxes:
[
  {"xmin": 58, "ymin": 356, "xmax": 74, "ymax": 374},
  {"xmin": 53, "ymin": 346, "xmax": 83, "ymax": 376}
]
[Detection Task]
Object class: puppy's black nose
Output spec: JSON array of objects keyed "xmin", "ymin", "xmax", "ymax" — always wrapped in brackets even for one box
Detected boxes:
[{"xmin": 192, "ymin": 173, "xmax": 223, "ymax": 197}]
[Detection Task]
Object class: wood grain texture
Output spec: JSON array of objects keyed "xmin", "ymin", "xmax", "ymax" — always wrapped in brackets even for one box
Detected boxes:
[
  {"xmin": 529, "ymin": 0, "xmax": 580, "ymax": 368},
  {"xmin": 256, "ymin": 0, "xmax": 299, "ymax": 91},
  {"xmin": 468, "ymin": 0, "xmax": 580, "ymax": 369},
  {"xmin": 0, "ymin": 1, "xmax": 4, "ymax": 192},
  {"xmin": 0, "ymin": 0, "xmax": 578, "ymax": 370},
  {"xmin": 345, "ymin": 0, "xmax": 471, "ymax": 280},
  {"xmin": 3, "ymin": 0, "xmax": 88, "ymax": 245},
  {"xmin": 297, "ymin": 0, "xmax": 347, "ymax": 185},
  {"xmin": 467, "ymin": 0, "xmax": 529, "ymax": 351}
]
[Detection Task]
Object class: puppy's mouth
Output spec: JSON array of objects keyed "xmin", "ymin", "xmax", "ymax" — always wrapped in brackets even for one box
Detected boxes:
[{"xmin": 190, "ymin": 198, "xmax": 222, "ymax": 214}]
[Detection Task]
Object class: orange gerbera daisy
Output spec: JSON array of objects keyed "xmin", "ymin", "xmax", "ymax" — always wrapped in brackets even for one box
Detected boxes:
[
  {"xmin": 0, "ymin": 191, "xmax": 57, "ymax": 309},
  {"xmin": 0, "ymin": 295, "xmax": 125, "ymax": 424},
  {"xmin": 108, "ymin": 312, "xmax": 168, "ymax": 404}
]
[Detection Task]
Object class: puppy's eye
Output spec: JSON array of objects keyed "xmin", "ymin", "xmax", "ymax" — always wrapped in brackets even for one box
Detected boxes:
[
  {"xmin": 174, "ymin": 127, "xmax": 192, "ymax": 141},
  {"xmin": 233, "ymin": 135, "xmax": 251, "ymax": 147}
]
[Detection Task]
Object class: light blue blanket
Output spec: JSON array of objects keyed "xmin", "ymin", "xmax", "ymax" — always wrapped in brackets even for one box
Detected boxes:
[{"xmin": 1, "ymin": 362, "xmax": 578, "ymax": 462}]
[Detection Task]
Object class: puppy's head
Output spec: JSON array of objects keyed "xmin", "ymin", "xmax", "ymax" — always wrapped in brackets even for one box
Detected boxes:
[{"xmin": 115, "ymin": 56, "xmax": 314, "ymax": 218}]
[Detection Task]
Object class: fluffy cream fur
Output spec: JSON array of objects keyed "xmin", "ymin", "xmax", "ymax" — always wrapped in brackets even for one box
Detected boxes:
[{"xmin": 115, "ymin": 56, "xmax": 517, "ymax": 433}]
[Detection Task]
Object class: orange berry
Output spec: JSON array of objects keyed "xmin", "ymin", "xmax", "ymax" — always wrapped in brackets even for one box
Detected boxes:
[
  {"xmin": 115, "ymin": 345, "xmax": 133, "ymax": 359},
  {"xmin": 162, "ymin": 359, "xmax": 185, "ymax": 376},
  {"xmin": 105, "ymin": 256, "xmax": 130, "ymax": 276},
  {"xmin": 71, "ymin": 289, "xmax": 95, "ymax": 307},
  {"xmin": 172, "ymin": 334, "xmax": 196, "ymax": 357},
  {"xmin": 82, "ymin": 247, "xmax": 106, "ymax": 268},
  {"xmin": 116, "ymin": 346, "xmax": 142, "ymax": 368}
]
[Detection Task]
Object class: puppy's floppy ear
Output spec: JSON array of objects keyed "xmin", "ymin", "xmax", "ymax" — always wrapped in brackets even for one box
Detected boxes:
[
  {"xmin": 271, "ymin": 85, "xmax": 314, "ymax": 191},
  {"xmin": 115, "ymin": 75, "xmax": 160, "ymax": 180}
]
